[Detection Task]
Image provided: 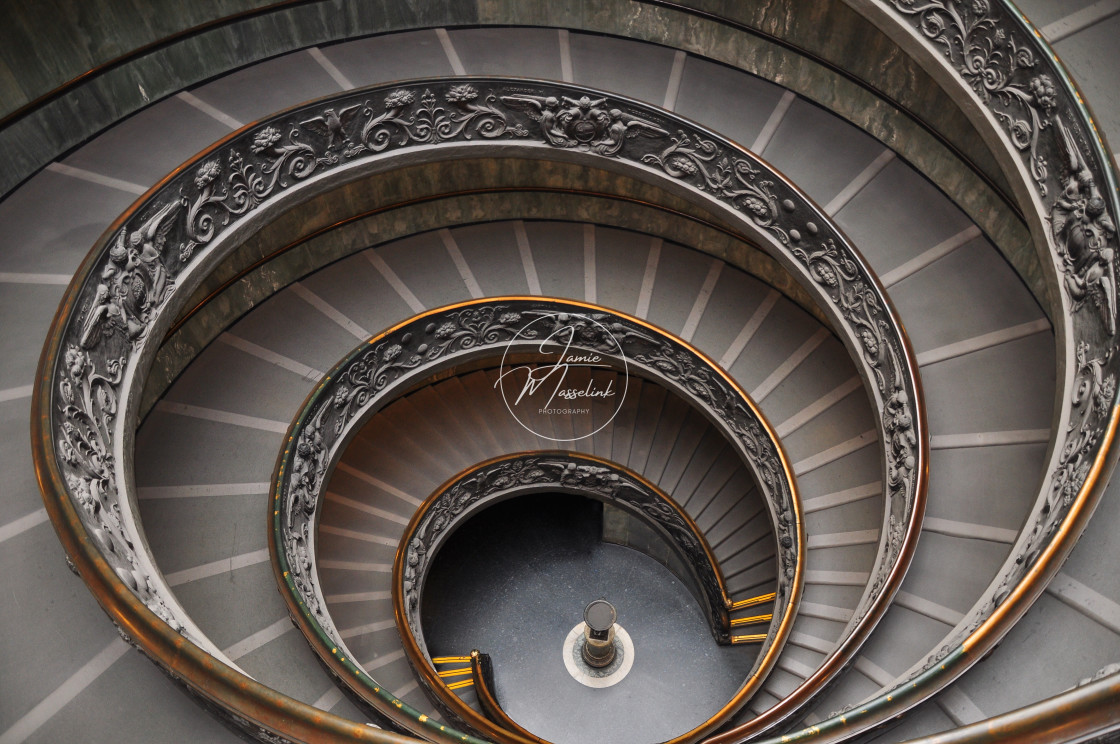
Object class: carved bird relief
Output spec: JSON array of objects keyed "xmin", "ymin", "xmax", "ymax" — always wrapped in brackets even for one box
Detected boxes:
[{"xmin": 299, "ymin": 104, "xmax": 363, "ymax": 150}]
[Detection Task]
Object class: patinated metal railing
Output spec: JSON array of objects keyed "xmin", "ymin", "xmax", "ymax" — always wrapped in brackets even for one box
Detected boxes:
[
  {"xmin": 19, "ymin": 0, "xmax": 1120, "ymax": 738},
  {"xmin": 732, "ymin": 0, "xmax": 1120, "ymax": 742},
  {"xmin": 468, "ymin": 651, "xmax": 546, "ymax": 744},
  {"xmin": 272, "ymin": 299, "xmax": 803, "ymax": 743},
  {"xmin": 390, "ymin": 451, "xmax": 773, "ymax": 737},
  {"xmin": 33, "ymin": 76, "xmax": 925, "ymax": 742},
  {"xmin": 396, "ymin": 452, "xmax": 743, "ymax": 650}
]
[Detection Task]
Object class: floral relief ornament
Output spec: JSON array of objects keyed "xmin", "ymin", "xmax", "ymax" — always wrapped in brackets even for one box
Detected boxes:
[
  {"xmin": 886, "ymin": 0, "xmax": 1119, "ymax": 336},
  {"xmin": 400, "ymin": 455, "xmax": 734, "ymax": 644},
  {"xmin": 57, "ymin": 346, "xmax": 184, "ymax": 632},
  {"xmin": 53, "ymin": 81, "xmax": 921, "ymax": 648},
  {"xmin": 883, "ymin": 0, "xmax": 1120, "ymax": 671},
  {"xmin": 502, "ymin": 92, "xmax": 667, "ymax": 154},
  {"xmin": 278, "ymin": 303, "xmax": 804, "ymax": 645}
]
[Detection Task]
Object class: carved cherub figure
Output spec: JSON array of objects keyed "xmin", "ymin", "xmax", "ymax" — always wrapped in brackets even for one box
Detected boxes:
[
  {"xmin": 556, "ymin": 94, "xmax": 609, "ymax": 144},
  {"xmin": 1052, "ymin": 120, "xmax": 1118, "ymax": 334},
  {"xmin": 501, "ymin": 94, "xmax": 572, "ymax": 146},
  {"xmin": 82, "ymin": 201, "xmax": 179, "ymax": 347}
]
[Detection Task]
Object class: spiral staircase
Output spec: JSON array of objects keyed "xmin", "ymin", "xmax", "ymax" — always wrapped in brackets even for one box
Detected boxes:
[{"xmin": 2, "ymin": 2, "xmax": 1120, "ymax": 743}]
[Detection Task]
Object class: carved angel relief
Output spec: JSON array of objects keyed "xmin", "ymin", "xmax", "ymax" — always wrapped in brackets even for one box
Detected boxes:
[
  {"xmin": 881, "ymin": 0, "xmax": 1120, "ymax": 669},
  {"xmin": 887, "ymin": 0, "xmax": 1119, "ymax": 336},
  {"xmin": 54, "ymin": 81, "xmax": 921, "ymax": 647},
  {"xmin": 401, "ymin": 454, "xmax": 734, "ymax": 643},
  {"xmin": 1052, "ymin": 120, "xmax": 1118, "ymax": 334},
  {"xmin": 80, "ymin": 200, "xmax": 179, "ymax": 349}
]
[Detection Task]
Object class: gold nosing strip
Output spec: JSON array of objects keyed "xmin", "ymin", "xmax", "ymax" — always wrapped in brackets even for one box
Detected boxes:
[
  {"xmin": 731, "ymin": 633, "xmax": 768, "ymax": 644},
  {"xmin": 431, "ymin": 656, "xmax": 472, "ymax": 664},
  {"xmin": 730, "ymin": 613, "xmax": 773, "ymax": 627},
  {"xmin": 447, "ymin": 679, "xmax": 475, "ymax": 691},
  {"xmin": 730, "ymin": 592, "xmax": 776, "ymax": 610},
  {"xmin": 437, "ymin": 668, "xmax": 474, "ymax": 678}
]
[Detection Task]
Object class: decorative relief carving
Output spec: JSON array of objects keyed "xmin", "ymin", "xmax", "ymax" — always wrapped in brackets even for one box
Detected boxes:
[
  {"xmin": 1052, "ymin": 120, "xmax": 1118, "ymax": 335},
  {"xmin": 620, "ymin": 336, "xmax": 799, "ymax": 580},
  {"xmin": 400, "ymin": 454, "xmax": 735, "ymax": 646},
  {"xmin": 80, "ymin": 201, "xmax": 179, "ymax": 349},
  {"xmin": 27, "ymin": 8, "xmax": 1117, "ymax": 736},
  {"xmin": 641, "ymin": 132, "xmax": 920, "ymax": 605},
  {"xmin": 643, "ymin": 132, "xmax": 790, "ymax": 244},
  {"xmin": 268, "ymin": 300, "xmax": 813, "ymax": 735},
  {"xmin": 276, "ymin": 302, "xmax": 800, "ymax": 631},
  {"xmin": 790, "ymin": 237, "xmax": 916, "ymax": 605},
  {"xmin": 881, "ymin": 0, "xmax": 1120, "ymax": 682},
  {"xmin": 967, "ymin": 342, "xmax": 1117, "ymax": 634},
  {"xmin": 48, "ymin": 80, "xmax": 920, "ymax": 666},
  {"xmin": 886, "ymin": 0, "xmax": 1120, "ymax": 334},
  {"xmin": 888, "ymin": 1, "xmax": 1055, "ymax": 187},
  {"xmin": 502, "ymin": 93, "xmax": 667, "ymax": 153},
  {"xmin": 56, "ymin": 345, "xmax": 182, "ymax": 632}
]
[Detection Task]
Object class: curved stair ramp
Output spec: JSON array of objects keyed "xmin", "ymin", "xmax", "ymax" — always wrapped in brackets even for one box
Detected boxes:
[
  {"xmin": 35, "ymin": 66, "xmax": 927, "ymax": 739},
  {"xmin": 3, "ymin": 4, "xmax": 1120, "ymax": 744}
]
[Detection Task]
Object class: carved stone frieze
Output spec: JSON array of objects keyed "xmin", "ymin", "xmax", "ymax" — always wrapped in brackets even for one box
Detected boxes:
[
  {"xmin": 273, "ymin": 301, "xmax": 801, "ymax": 643},
  {"xmin": 883, "ymin": 0, "xmax": 1120, "ymax": 336},
  {"xmin": 273, "ymin": 299, "xmax": 806, "ymax": 739},
  {"xmin": 881, "ymin": 0, "xmax": 1120, "ymax": 666},
  {"xmin": 56, "ymin": 345, "xmax": 183, "ymax": 633},
  {"xmin": 399, "ymin": 453, "xmax": 735, "ymax": 647},
  {"xmin": 42, "ymin": 77, "xmax": 924, "ymax": 732},
  {"xmin": 502, "ymin": 93, "xmax": 667, "ymax": 154}
]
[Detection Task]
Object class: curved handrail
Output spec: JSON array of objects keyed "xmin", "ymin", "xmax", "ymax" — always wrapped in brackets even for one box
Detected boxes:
[
  {"xmin": 30, "ymin": 325, "xmax": 414, "ymax": 744},
  {"xmin": 16, "ymin": 1, "xmax": 1120, "ymax": 741},
  {"xmin": 469, "ymin": 651, "xmax": 549, "ymax": 744},
  {"xmin": 395, "ymin": 452, "xmax": 741, "ymax": 649},
  {"xmin": 387, "ymin": 451, "xmax": 774, "ymax": 739},
  {"xmin": 34, "ymin": 77, "xmax": 925, "ymax": 742},
  {"xmin": 901, "ymin": 668, "xmax": 1120, "ymax": 744},
  {"xmin": 1, "ymin": 0, "xmax": 1017, "ymax": 229},
  {"xmin": 274, "ymin": 299, "xmax": 803, "ymax": 744},
  {"xmin": 732, "ymin": 0, "xmax": 1120, "ymax": 741}
]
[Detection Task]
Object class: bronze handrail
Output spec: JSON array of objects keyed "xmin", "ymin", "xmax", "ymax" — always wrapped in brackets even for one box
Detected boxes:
[
  {"xmin": 275, "ymin": 298, "xmax": 806, "ymax": 744},
  {"xmin": 735, "ymin": 0, "xmax": 1120, "ymax": 740},
  {"xmin": 31, "ymin": 268, "xmax": 417, "ymax": 744},
  {"xmin": 470, "ymin": 651, "xmax": 549, "ymax": 744},
  {"xmin": 902, "ymin": 669, "xmax": 1120, "ymax": 744},
  {"xmin": 16, "ymin": 0, "xmax": 1120, "ymax": 738},
  {"xmin": 34, "ymin": 77, "xmax": 926, "ymax": 743},
  {"xmin": 0, "ymin": 0, "xmax": 1018, "ymax": 227},
  {"xmin": 387, "ymin": 450, "xmax": 781, "ymax": 742},
  {"xmin": 393, "ymin": 451, "xmax": 741, "ymax": 646}
]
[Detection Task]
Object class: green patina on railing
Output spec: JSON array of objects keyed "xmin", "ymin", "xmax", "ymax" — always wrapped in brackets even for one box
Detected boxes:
[
  {"xmin": 727, "ymin": 0, "xmax": 1120, "ymax": 739},
  {"xmin": 37, "ymin": 71, "xmax": 927, "ymax": 743},
  {"xmin": 271, "ymin": 298, "xmax": 805, "ymax": 744}
]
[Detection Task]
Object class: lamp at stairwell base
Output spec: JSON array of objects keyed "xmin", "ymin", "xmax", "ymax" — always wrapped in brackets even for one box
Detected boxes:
[
  {"xmin": 562, "ymin": 616, "xmax": 636, "ymax": 689},
  {"xmin": 582, "ymin": 600, "xmax": 618, "ymax": 668}
]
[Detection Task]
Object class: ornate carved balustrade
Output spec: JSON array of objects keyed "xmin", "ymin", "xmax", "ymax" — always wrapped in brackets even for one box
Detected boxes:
[
  {"xmin": 389, "ymin": 451, "xmax": 778, "ymax": 738},
  {"xmin": 34, "ymin": 77, "xmax": 927, "ymax": 742},
  {"xmin": 397, "ymin": 452, "xmax": 742, "ymax": 652},
  {"xmin": 271, "ymin": 300, "xmax": 802, "ymax": 742},
  {"xmin": 16, "ymin": 0, "xmax": 1120, "ymax": 739},
  {"xmin": 737, "ymin": 1, "xmax": 1120, "ymax": 742}
]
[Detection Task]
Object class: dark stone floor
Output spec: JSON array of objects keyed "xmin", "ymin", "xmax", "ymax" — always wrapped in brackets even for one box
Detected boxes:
[{"xmin": 422, "ymin": 493, "xmax": 758, "ymax": 744}]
